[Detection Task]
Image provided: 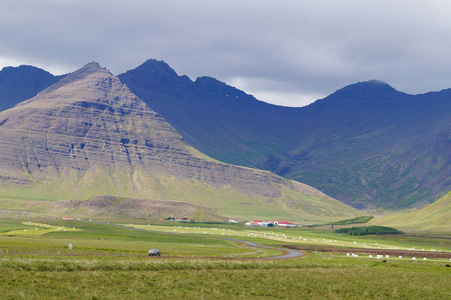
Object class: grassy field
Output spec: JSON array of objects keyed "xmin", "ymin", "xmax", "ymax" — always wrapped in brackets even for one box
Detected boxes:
[
  {"xmin": 124, "ymin": 222, "xmax": 451, "ymax": 253},
  {"xmin": 1, "ymin": 217, "xmax": 450, "ymax": 299},
  {"xmin": 0, "ymin": 219, "xmax": 280, "ymax": 258},
  {"xmin": 1, "ymin": 254, "xmax": 450, "ymax": 299}
]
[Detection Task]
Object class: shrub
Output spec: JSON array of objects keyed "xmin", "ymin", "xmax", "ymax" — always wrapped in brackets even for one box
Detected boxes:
[
  {"xmin": 335, "ymin": 226, "xmax": 403, "ymax": 236},
  {"xmin": 330, "ymin": 216, "xmax": 373, "ymax": 225}
]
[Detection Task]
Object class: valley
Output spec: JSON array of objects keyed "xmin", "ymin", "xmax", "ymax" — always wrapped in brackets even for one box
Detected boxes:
[{"xmin": 0, "ymin": 60, "xmax": 449, "ymax": 299}]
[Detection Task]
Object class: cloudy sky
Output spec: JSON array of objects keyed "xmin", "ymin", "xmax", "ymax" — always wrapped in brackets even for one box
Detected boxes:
[{"xmin": 1, "ymin": 0, "xmax": 451, "ymax": 107}]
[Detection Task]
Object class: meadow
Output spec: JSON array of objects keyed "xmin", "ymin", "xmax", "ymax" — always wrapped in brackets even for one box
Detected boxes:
[{"xmin": 1, "ymin": 217, "xmax": 450, "ymax": 299}]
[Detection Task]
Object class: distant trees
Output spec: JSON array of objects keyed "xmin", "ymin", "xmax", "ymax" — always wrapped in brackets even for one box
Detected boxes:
[
  {"xmin": 335, "ymin": 226, "xmax": 404, "ymax": 236},
  {"xmin": 330, "ymin": 216, "xmax": 373, "ymax": 225}
]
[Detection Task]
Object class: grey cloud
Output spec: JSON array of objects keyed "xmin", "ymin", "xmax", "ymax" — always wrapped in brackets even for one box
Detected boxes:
[{"xmin": 1, "ymin": 0, "xmax": 451, "ymax": 106}]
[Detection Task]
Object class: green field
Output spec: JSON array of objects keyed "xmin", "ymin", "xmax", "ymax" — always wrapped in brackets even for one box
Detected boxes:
[
  {"xmin": 124, "ymin": 223, "xmax": 451, "ymax": 253},
  {"xmin": 2, "ymin": 255, "xmax": 450, "ymax": 299},
  {"xmin": 0, "ymin": 217, "xmax": 450, "ymax": 299}
]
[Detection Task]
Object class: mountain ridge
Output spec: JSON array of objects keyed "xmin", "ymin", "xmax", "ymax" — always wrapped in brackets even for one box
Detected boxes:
[
  {"xmin": 1, "ymin": 60, "xmax": 449, "ymax": 210},
  {"xmin": 0, "ymin": 62, "xmax": 359, "ymax": 222},
  {"xmin": 118, "ymin": 59, "xmax": 451, "ymax": 210}
]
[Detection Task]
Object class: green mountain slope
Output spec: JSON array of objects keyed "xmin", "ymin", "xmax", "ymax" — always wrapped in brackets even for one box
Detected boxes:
[{"xmin": 368, "ymin": 191, "xmax": 451, "ymax": 233}]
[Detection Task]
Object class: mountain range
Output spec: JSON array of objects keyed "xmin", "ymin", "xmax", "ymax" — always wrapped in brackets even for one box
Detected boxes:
[
  {"xmin": 0, "ymin": 62, "xmax": 358, "ymax": 222},
  {"xmin": 0, "ymin": 60, "xmax": 449, "ymax": 211},
  {"xmin": 118, "ymin": 60, "xmax": 451, "ymax": 210}
]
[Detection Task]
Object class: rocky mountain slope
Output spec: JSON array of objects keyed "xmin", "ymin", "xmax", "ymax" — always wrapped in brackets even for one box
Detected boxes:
[
  {"xmin": 119, "ymin": 60, "xmax": 451, "ymax": 209},
  {"xmin": 0, "ymin": 62, "xmax": 359, "ymax": 222}
]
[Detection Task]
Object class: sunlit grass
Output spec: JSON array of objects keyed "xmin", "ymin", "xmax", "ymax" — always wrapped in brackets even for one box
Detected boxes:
[
  {"xmin": 0, "ymin": 217, "xmax": 450, "ymax": 298},
  {"xmin": 1, "ymin": 221, "xmax": 81, "ymax": 236},
  {"xmin": 124, "ymin": 223, "xmax": 451, "ymax": 253},
  {"xmin": 0, "ymin": 254, "xmax": 449, "ymax": 299},
  {"xmin": 0, "ymin": 218, "xmax": 281, "ymax": 258}
]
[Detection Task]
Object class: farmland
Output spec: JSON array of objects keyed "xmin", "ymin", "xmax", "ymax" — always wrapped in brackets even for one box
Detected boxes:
[{"xmin": 1, "ymin": 217, "xmax": 450, "ymax": 299}]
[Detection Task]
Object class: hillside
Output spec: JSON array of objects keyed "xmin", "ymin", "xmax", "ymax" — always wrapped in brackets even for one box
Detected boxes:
[
  {"xmin": 368, "ymin": 191, "xmax": 451, "ymax": 233},
  {"xmin": 48, "ymin": 195, "xmax": 227, "ymax": 221},
  {"xmin": 119, "ymin": 60, "xmax": 451, "ymax": 209},
  {"xmin": 0, "ymin": 62, "xmax": 359, "ymax": 222}
]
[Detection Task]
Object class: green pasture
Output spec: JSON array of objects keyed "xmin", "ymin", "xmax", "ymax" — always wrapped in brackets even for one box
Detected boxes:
[
  {"xmin": 125, "ymin": 223, "xmax": 451, "ymax": 253},
  {"xmin": 0, "ymin": 218, "xmax": 280, "ymax": 258},
  {"xmin": 0, "ymin": 217, "xmax": 450, "ymax": 299},
  {"xmin": 1, "ymin": 221, "xmax": 80, "ymax": 236}
]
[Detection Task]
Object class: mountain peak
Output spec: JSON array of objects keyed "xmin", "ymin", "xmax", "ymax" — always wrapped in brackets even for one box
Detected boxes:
[
  {"xmin": 72, "ymin": 61, "xmax": 109, "ymax": 78},
  {"xmin": 119, "ymin": 59, "xmax": 192, "ymax": 92},
  {"xmin": 81, "ymin": 61, "xmax": 103, "ymax": 71},
  {"xmin": 138, "ymin": 59, "xmax": 180, "ymax": 78},
  {"xmin": 329, "ymin": 79, "xmax": 405, "ymax": 100},
  {"xmin": 35, "ymin": 62, "xmax": 111, "ymax": 96}
]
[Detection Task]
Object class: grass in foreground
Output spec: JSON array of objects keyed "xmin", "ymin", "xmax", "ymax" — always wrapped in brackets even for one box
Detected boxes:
[
  {"xmin": 1, "ymin": 254, "xmax": 450, "ymax": 299},
  {"xmin": 0, "ymin": 217, "xmax": 450, "ymax": 299}
]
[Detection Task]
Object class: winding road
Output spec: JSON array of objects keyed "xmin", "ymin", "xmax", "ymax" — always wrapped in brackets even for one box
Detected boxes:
[{"xmin": 221, "ymin": 237, "xmax": 303, "ymax": 259}]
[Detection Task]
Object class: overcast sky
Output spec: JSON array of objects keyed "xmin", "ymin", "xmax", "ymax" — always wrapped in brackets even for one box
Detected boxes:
[{"xmin": 1, "ymin": 0, "xmax": 451, "ymax": 107}]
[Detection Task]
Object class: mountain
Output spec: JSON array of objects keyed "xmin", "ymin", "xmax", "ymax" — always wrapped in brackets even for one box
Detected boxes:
[
  {"xmin": 284, "ymin": 83, "xmax": 451, "ymax": 209},
  {"xmin": 0, "ymin": 62, "xmax": 359, "ymax": 222},
  {"xmin": 0, "ymin": 65, "xmax": 62, "ymax": 111},
  {"xmin": 2, "ymin": 59, "xmax": 449, "ymax": 210},
  {"xmin": 118, "ymin": 59, "xmax": 296, "ymax": 167},
  {"xmin": 119, "ymin": 59, "xmax": 451, "ymax": 209}
]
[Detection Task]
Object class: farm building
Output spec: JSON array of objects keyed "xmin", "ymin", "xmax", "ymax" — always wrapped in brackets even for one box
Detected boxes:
[
  {"xmin": 246, "ymin": 220, "xmax": 274, "ymax": 227},
  {"xmin": 274, "ymin": 221, "xmax": 296, "ymax": 228}
]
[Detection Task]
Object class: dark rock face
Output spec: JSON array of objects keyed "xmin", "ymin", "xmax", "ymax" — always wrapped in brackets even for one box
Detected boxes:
[
  {"xmin": 0, "ymin": 65, "xmax": 62, "ymax": 112},
  {"xmin": 0, "ymin": 62, "xmax": 287, "ymax": 198}
]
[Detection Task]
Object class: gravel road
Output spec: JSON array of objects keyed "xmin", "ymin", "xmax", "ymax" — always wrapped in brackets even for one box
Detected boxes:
[{"xmin": 222, "ymin": 237, "xmax": 303, "ymax": 259}]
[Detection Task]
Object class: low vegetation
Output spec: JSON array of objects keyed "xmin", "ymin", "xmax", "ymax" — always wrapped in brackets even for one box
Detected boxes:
[
  {"xmin": 1, "ymin": 254, "xmax": 450, "ymax": 299},
  {"xmin": 335, "ymin": 226, "xmax": 404, "ymax": 236},
  {"xmin": 330, "ymin": 216, "xmax": 373, "ymax": 225},
  {"xmin": 0, "ymin": 217, "xmax": 449, "ymax": 299}
]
